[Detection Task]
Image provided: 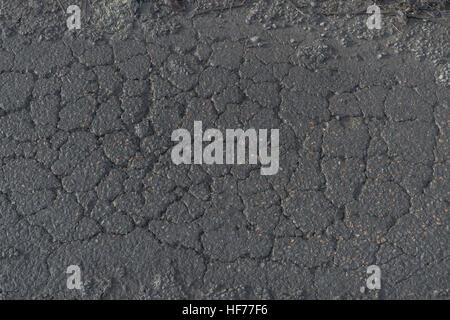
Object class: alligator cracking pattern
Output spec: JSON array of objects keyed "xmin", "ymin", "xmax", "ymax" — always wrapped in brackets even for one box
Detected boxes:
[{"xmin": 0, "ymin": 0, "xmax": 448, "ymax": 299}]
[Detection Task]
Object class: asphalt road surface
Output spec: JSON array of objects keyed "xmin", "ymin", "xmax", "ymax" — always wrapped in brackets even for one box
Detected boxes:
[{"xmin": 0, "ymin": 0, "xmax": 448, "ymax": 299}]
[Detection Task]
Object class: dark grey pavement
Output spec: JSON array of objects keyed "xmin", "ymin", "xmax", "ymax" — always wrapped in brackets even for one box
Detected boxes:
[{"xmin": 0, "ymin": 0, "xmax": 448, "ymax": 299}]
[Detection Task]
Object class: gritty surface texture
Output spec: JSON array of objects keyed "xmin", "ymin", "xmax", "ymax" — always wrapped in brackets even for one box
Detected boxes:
[{"xmin": 0, "ymin": 0, "xmax": 448, "ymax": 299}]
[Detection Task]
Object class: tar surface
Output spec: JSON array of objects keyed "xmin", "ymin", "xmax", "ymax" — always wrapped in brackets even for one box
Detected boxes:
[{"xmin": 0, "ymin": 0, "xmax": 448, "ymax": 299}]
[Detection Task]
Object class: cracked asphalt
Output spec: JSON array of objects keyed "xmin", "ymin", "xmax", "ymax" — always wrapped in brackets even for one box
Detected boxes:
[{"xmin": 0, "ymin": 0, "xmax": 448, "ymax": 299}]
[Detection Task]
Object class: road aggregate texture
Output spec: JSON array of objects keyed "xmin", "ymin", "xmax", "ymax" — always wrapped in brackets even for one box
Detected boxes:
[{"xmin": 0, "ymin": 0, "xmax": 448, "ymax": 299}]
